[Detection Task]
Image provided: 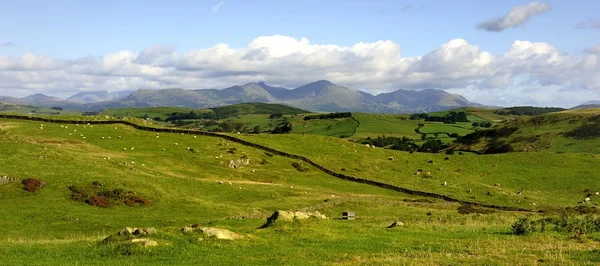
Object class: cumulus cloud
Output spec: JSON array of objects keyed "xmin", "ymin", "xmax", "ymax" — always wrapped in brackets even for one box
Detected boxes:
[
  {"xmin": 477, "ymin": 1, "xmax": 551, "ymax": 32},
  {"xmin": 575, "ymin": 20, "xmax": 600, "ymax": 30},
  {"xmin": 211, "ymin": 1, "xmax": 226, "ymax": 14},
  {"xmin": 0, "ymin": 34, "xmax": 599, "ymax": 106},
  {"xmin": 584, "ymin": 44, "xmax": 600, "ymax": 54}
]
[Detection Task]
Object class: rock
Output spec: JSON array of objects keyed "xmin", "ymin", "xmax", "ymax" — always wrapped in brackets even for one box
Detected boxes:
[
  {"xmin": 260, "ymin": 210, "xmax": 327, "ymax": 228},
  {"xmin": 181, "ymin": 226, "xmax": 194, "ymax": 234},
  {"xmin": 144, "ymin": 227, "xmax": 157, "ymax": 235},
  {"xmin": 199, "ymin": 227, "xmax": 245, "ymax": 240},
  {"xmin": 387, "ymin": 220, "xmax": 404, "ymax": 228},
  {"xmin": 130, "ymin": 238, "xmax": 158, "ymax": 247},
  {"xmin": 118, "ymin": 227, "xmax": 134, "ymax": 236}
]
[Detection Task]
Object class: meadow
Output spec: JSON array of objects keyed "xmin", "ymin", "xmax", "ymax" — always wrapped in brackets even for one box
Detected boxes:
[{"xmin": 1, "ymin": 115, "xmax": 600, "ymax": 265}]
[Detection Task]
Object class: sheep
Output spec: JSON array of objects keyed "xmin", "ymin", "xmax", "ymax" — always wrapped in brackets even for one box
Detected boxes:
[
  {"xmin": 415, "ymin": 169, "xmax": 422, "ymax": 175},
  {"xmin": 494, "ymin": 183, "xmax": 501, "ymax": 188},
  {"xmin": 388, "ymin": 157, "xmax": 394, "ymax": 161},
  {"xmin": 101, "ymin": 137, "xmax": 105, "ymax": 139},
  {"xmin": 123, "ymin": 148, "xmax": 127, "ymax": 151},
  {"xmin": 130, "ymin": 147, "xmax": 134, "ymax": 150},
  {"xmin": 228, "ymin": 181, "xmax": 232, "ymax": 185},
  {"xmin": 162, "ymin": 148, "xmax": 166, "ymax": 151},
  {"xmin": 444, "ymin": 157, "xmax": 449, "ymax": 160},
  {"xmin": 442, "ymin": 181, "xmax": 447, "ymax": 186},
  {"xmin": 585, "ymin": 197, "xmax": 591, "ymax": 203},
  {"xmin": 428, "ymin": 160, "xmax": 434, "ymax": 164},
  {"xmin": 437, "ymin": 167, "xmax": 442, "ymax": 170},
  {"xmin": 174, "ymin": 143, "xmax": 178, "ymax": 146},
  {"xmin": 456, "ymin": 169, "xmax": 462, "ymax": 173},
  {"xmin": 492, "ymin": 164, "xmax": 498, "ymax": 167},
  {"xmin": 156, "ymin": 136, "xmax": 160, "ymax": 138},
  {"xmin": 480, "ymin": 174, "xmax": 487, "ymax": 177},
  {"xmin": 426, "ymin": 171, "xmax": 431, "ymax": 175},
  {"xmin": 365, "ymin": 144, "xmax": 370, "ymax": 148},
  {"xmin": 290, "ymin": 186, "xmax": 294, "ymax": 189},
  {"xmin": 468, "ymin": 188, "xmax": 472, "ymax": 193},
  {"xmin": 193, "ymin": 136, "xmax": 197, "ymax": 138},
  {"xmin": 596, "ymin": 192, "xmax": 599, "ymax": 196}
]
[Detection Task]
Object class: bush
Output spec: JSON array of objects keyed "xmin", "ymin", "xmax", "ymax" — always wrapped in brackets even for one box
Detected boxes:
[
  {"xmin": 86, "ymin": 195, "xmax": 111, "ymax": 207},
  {"xmin": 21, "ymin": 178, "xmax": 43, "ymax": 192},
  {"xmin": 291, "ymin": 162, "xmax": 309, "ymax": 172},
  {"xmin": 511, "ymin": 217, "xmax": 535, "ymax": 235}
]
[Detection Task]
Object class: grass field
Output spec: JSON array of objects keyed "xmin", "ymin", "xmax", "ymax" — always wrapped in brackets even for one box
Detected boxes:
[
  {"xmin": 1, "ymin": 116, "xmax": 600, "ymax": 264},
  {"xmin": 0, "ymin": 103, "xmax": 81, "ymax": 116}
]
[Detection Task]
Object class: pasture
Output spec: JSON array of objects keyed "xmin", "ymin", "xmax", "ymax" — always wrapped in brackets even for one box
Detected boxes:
[{"xmin": 1, "ymin": 115, "xmax": 599, "ymax": 264}]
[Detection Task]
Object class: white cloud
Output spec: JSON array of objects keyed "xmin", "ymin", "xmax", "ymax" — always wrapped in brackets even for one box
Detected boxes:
[
  {"xmin": 0, "ymin": 35, "xmax": 599, "ymax": 107},
  {"xmin": 477, "ymin": 1, "xmax": 551, "ymax": 32},
  {"xmin": 584, "ymin": 44, "xmax": 600, "ymax": 54},
  {"xmin": 211, "ymin": 1, "xmax": 226, "ymax": 14}
]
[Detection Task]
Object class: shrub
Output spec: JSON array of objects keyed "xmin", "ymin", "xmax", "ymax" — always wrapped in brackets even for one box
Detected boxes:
[
  {"xmin": 21, "ymin": 178, "xmax": 43, "ymax": 192},
  {"xmin": 86, "ymin": 195, "xmax": 111, "ymax": 207},
  {"xmin": 291, "ymin": 162, "xmax": 309, "ymax": 172},
  {"xmin": 511, "ymin": 217, "xmax": 535, "ymax": 235}
]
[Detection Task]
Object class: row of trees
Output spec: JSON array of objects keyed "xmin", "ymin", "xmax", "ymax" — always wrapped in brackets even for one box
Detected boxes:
[
  {"xmin": 410, "ymin": 111, "xmax": 469, "ymax": 124},
  {"xmin": 494, "ymin": 106, "xmax": 565, "ymax": 116},
  {"xmin": 304, "ymin": 112, "xmax": 352, "ymax": 121},
  {"xmin": 360, "ymin": 136, "xmax": 447, "ymax": 153}
]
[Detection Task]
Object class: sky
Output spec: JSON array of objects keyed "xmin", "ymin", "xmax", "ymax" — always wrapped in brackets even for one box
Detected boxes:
[{"xmin": 0, "ymin": 0, "xmax": 599, "ymax": 107}]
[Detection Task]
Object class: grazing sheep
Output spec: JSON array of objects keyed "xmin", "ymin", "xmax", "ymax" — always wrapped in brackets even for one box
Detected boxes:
[
  {"xmin": 174, "ymin": 143, "xmax": 178, "ymax": 146},
  {"xmin": 468, "ymin": 188, "xmax": 472, "ymax": 193},
  {"xmin": 130, "ymin": 147, "xmax": 134, "ymax": 150},
  {"xmin": 494, "ymin": 183, "xmax": 501, "ymax": 188},
  {"xmin": 123, "ymin": 148, "xmax": 127, "ymax": 151},
  {"xmin": 584, "ymin": 189, "xmax": 591, "ymax": 193},
  {"xmin": 585, "ymin": 197, "xmax": 591, "ymax": 203},
  {"xmin": 596, "ymin": 192, "xmax": 599, "ymax": 196},
  {"xmin": 443, "ymin": 181, "xmax": 447, "ymax": 186},
  {"xmin": 415, "ymin": 169, "xmax": 422, "ymax": 175},
  {"xmin": 156, "ymin": 136, "xmax": 160, "ymax": 138},
  {"xmin": 437, "ymin": 167, "xmax": 442, "ymax": 170},
  {"xmin": 492, "ymin": 164, "xmax": 498, "ymax": 167},
  {"xmin": 426, "ymin": 171, "xmax": 431, "ymax": 175},
  {"xmin": 162, "ymin": 148, "xmax": 166, "ymax": 151},
  {"xmin": 480, "ymin": 174, "xmax": 486, "ymax": 177},
  {"xmin": 365, "ymin": 144, "xmax": 370, "ymax": 148},
  {"xmin": 194, "ymin": 136, "xmax": 197, "ymax": 138},
  {"xmin": 101, "ymin": 137, "xmax": 105, "ymax": 139}
]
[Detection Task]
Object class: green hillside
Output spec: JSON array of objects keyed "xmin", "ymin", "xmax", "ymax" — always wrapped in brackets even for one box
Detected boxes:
[
  {"xmin": 1, "ymin": 115, "xmax": 599, "ymax": 264},
  {"xmin": 455, "ymin": 109, "xmax": 600, "ymax": 154}
]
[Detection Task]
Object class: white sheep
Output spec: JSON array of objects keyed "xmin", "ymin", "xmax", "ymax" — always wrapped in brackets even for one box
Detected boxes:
[
  {"xmin": 174, "ymin": 143, "xmax": 178, "ymax": 146},
  {"xmin": 193, "ymin": 136, "xmax": 197, "ymax": 138},
  {"xmin": 585, "ymin": 197, "xmax": 591, "ymax": 203},
  {"xmin": 443, "ymin": 181, "xmax": 447, "ymax": 186}
]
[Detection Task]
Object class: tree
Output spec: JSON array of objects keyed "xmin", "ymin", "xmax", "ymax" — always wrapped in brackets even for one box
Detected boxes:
[
  {"xmin": 252, "ymin": 125, "xmax": 261, "ymax": 134},
  {"xmin": 433, "ymin": 133, "xmax": 439, "ymax": 138}
]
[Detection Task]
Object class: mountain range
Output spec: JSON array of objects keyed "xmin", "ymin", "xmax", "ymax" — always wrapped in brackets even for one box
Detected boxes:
[{"xmin": 0, "ymin": 80, "xmax": 481, "ymax": 113}]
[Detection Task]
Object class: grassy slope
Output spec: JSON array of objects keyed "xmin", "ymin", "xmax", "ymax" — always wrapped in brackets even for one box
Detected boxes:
[
  {"xmin": 0, "ymin": 118, "xmax": 599, "ymax": 264},
  {"xmin": 99, "ymin": 107, "xmax": 200, "ymax": 119},
  {"xmin": 457, "ymin": 109, "xmax": 600, "ymax": 154},
  {"xmin": 236, "ymin": 133, "xmax": 600, "ymax": 210}
]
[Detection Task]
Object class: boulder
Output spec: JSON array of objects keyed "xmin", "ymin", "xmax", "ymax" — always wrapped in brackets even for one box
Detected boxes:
[
  {"xmin": 260, "ymin": 210, "xmax": 327, "ymax": 228},
  {"xmin": 387, "ymin": 220, "xmax": 404, "ymax": 228},
  {"xmin": 199, "ymin": 227, "xmax": 245, "ymax": 240},
  {"xmin": 130, "ymin": 238, "xmax": 158, "ymax": 247},
  {"xmin": 118, "ymin": 227, "xmax": 134, "ymax": 236}
]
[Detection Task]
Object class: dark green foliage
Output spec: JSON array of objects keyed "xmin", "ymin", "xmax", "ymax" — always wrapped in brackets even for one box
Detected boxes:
[
  {"xmin": 511, "ymin": 217, "xmax": 535, "ymax": 235},
  {"xmin": 418, "ymin": 139, "xmax": 446, "ymax": 153},
  {"xmin": 50, "ymin": 107, "xmax": 63, "ymax": 111},
  {"xmin": 495, "ymin": 106, "xmax": 566, "ymax": 116},
  {"xmin": 457, "ymin": 127, "xmax": 519, "ymax": 144},
  {"xmin": 252, "ymin": 125, "xmax": 261, "ymax": 134},
  {"xmin": 564, "ymin": 123, "xmax": 600, "ymax": 139},
  {"xmin": 304, "ymin": 112, "xmax": 352, "ymax": 121},
  {"xmin": 411, "ymin": 112, "xmax": 469, "ymax": 123},
  {"xmin": 484, "ymin": 142, "xmax": 515, "ymax": 154},
  {"xmin": 291, "ymin": 162, "xmax": 309, "ymax": 172},
  {"xmin": 360, "ymin": 136, "xmax": 418, "ymax": 151},
  {"xmin": 272, "ymin": 122, "xmax": 292, "ymax": 134},
  {"xmin": 269, "ymin": 113, "xmax": 283, "ymax": 119}
]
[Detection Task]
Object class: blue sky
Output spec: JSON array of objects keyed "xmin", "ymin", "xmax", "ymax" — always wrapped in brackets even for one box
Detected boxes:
[{"xmin": 0, "ymin": 0, "xmax": 599, "ymax": 107}]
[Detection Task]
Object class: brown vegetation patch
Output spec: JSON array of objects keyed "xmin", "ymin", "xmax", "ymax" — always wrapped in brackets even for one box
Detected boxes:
[
  {"xmin": 21, "ymin": 178, "xmax": 43, "ymax": 192},
  {"xmin": 68, "ymin": 182, "xmax": 150, "ymax": 208}
]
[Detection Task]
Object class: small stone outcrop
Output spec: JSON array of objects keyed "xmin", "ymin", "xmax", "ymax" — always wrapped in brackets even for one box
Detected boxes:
[
  {"xmin": 260, "ymin": 210, "xmax": 327, "ymax": 228},
  {"xmin": 386, "ymin": 220, "xmax": 404, "ymax": 228},
  {"xmin": 181, "ymin": 225, "xmax": 245, "ymax": 240},
  {"xmin": 101, "ymin": 227, "xmax": 158, "ymax": 246}
]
